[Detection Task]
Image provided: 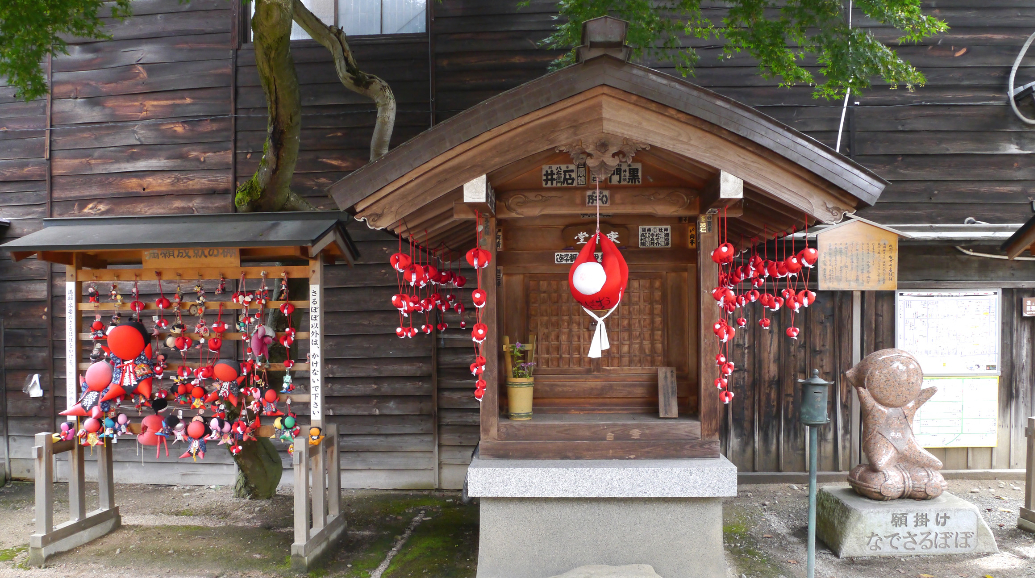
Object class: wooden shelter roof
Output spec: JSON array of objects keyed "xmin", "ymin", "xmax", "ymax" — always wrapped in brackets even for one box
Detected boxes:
[
  {"xmin": 1001, "ymin": 214, "xmax": 1035, "ymax": 259},
  {"xmin": 2, "ymin": 211, "xmax": 357, "ymax": 263},
  {"xmin": 328, "ymin": 55, "xmax": 888, "ymax": 250}
]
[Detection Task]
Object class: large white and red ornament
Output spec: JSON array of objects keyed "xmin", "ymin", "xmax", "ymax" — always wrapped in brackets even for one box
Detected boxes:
[{"xmin": 568, "ymin": 232, "xmax": 628, "ymax": 359}]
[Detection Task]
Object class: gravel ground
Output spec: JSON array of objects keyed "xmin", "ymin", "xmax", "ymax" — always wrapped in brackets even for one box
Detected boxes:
[
  {"xmin": 0, "ymin": 477, "xmax": 1031, "ymax": 578},
  {"xmin": 724, "ymin": 479, "xmax": 1035, "ymax": 578}
]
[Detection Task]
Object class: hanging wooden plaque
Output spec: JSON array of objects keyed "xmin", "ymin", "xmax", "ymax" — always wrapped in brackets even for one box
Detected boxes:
[
  {"xmin": 816, "ymin": 219, "xmax": 898, "ymax": 291},
  {"xmin": 142, "ymin": 247, "xmax": 241, "ymax": 269}
]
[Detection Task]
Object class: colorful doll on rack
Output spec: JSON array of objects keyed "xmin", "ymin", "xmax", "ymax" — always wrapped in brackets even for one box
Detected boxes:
[
  {"xmin": 180, "ymin": 416, "xmax": 207, "ymax": 461},
  {"xmin": 207, "ymin": 359, "xmax": 245, "ymax": 408},
  {"xmin": 272, "ymin": 414, "xmax": 300, "ymax": 443}
]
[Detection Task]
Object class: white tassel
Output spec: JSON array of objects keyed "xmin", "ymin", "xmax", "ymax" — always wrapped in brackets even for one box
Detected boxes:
[{"xmin": 582, "ymin": 297, "xmax": 622, "ymax": 358}]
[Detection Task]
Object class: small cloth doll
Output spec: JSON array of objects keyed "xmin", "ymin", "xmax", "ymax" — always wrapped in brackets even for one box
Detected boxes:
[{"xmin": 308, "ymin": 426, "xmax": 324, "ymax": 446}]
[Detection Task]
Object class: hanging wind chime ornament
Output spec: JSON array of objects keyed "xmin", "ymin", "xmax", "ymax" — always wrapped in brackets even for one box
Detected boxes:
[{"xmin": 568, "ymin": 181, "xmax": 628, "ymax": 358}]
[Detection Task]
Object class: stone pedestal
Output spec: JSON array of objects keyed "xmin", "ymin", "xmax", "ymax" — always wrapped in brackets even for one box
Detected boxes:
[
  {"xmin": 466, "ymin": 456, "xmax": 737, "ymax": 578},
  {"xmin": 817, "ymin": 486, "xmax": 998, "ymax": 558}
]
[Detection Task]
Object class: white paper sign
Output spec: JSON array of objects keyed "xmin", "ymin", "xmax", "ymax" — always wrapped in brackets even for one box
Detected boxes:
[
  {"xmin": 309, "ymin": 284, "xmax": 322, "ymax": 422},
  {"xmin": 913, "ymin": 376, "xmax": 998, "ymax": 448},
  {"xmin": 895, "ymin": 290, "xmax": 1000, "ymax": 375},
  {"xmin": 66, "ymin": 282, "xmax": 77, "ymax": 420}
]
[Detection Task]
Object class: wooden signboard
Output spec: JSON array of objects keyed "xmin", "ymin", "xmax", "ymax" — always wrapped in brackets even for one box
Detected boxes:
[
  {"xmin": 560, "ymin": 223, "xmax": 630, "ymax": 247},
  {"xmin": 816, "ymin": 219, "xmax": 898, "ymax": 291},
  {"xmin": 1023, "ymin": 297, "xmax": 1035, "ymax": 317},
  {"xmin": 142, "ymin": 247, "xmax": 240, "ymax": 269}
]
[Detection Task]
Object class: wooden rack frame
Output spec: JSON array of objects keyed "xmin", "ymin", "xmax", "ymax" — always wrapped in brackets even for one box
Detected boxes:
[
  {"xmin": 28, "ymin": 433, "xmax": 119, "ymax": 566},
  {"xmin": 291, "ymin": 422, "xmax": 344, "ymax": 570},
  {"xmin": 22, "ymin": 239, "xmax": 345, "ymax": 568},
  {"xmin": 1021, "ymin": 416, "xmax": 1035, "ymax": 533}
]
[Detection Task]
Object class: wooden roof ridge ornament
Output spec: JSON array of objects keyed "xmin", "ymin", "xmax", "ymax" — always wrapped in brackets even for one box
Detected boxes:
[
  {"xmin": 558, "ymin": 137, "xmax": 649, "ymax": 182},
  {"xmin": 576, "ymin": 16, "xmax": 633, "ymax": 63}
]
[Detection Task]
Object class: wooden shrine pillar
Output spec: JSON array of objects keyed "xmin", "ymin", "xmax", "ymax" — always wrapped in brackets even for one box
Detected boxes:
[
  {"xmin": 478, "ymin": 214, "xmax": 499, "ymax": 443},
  {"xmin": 697, "ymin": 215, "xmax": 720, "ymax": 441}
]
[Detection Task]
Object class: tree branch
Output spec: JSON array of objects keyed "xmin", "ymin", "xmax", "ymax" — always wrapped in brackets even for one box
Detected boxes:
[{"xmin": 291, "ymin": 0, "xmax": 396, "ymax": 161}]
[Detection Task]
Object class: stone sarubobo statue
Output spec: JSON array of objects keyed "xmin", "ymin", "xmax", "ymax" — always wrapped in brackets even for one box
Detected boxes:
[{"xmin": 846, "ymin": 348, "xmax": 948, "ymax": 500}]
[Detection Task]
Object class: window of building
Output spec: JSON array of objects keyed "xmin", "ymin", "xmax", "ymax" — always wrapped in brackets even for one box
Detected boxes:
[
  {"xmin": 339, "ymin": 0, "xmax": 426, "ymax": 35},
  {"xmin": 249, "ymin": 0, "xmax": 426, "ymax": 41}
]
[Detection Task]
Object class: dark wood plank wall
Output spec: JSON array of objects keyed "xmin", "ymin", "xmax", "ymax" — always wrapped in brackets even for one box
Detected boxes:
[
  {"xmin": 0, "ymin": 0, "xmax": 237, "ymax": 479},
  {"xmin": 2, "ymin": 0, "xmax": 1034, "ymax": 482}
]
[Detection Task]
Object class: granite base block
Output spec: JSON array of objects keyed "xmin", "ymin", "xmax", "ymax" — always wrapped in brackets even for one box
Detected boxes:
[
  {"xmin": 817, "ymin": 486, "xmax": 998, "ymax": 558},
  {"xmin": 468, "ymin": 456, "xmax": 735, "ymax": 578},
  {"xmin": 476, "ymin": 496, "xmax": 726, "ymax": 578}
]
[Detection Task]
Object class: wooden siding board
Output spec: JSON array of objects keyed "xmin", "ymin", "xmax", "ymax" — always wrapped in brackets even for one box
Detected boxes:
[{"xmin": 52, "ymin": 33, "xmax": 232, "ymax": 73}]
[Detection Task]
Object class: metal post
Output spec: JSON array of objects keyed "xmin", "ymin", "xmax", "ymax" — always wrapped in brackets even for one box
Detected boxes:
[
  {"xmin": 799, "ymin": 369, "xmax": 831, "ymax": 578},
  {"xmin": 807, "ymin": 425, "xmax": 818, "ymax": 578}
]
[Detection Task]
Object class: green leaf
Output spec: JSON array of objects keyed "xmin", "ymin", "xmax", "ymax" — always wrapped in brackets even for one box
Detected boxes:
[
  {"xmin": 536, "ymin": 0, "xmax": 947, "ymax": 100},
  {"xmin": 0, "ymin": 0, "xmax": 133, "ymax": 101}
]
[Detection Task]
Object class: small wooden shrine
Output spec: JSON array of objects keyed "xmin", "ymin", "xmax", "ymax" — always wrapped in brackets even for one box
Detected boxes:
[
  {"xmin": 3, "ymin": 211, "xmax": 356, "ymax": 569},
  {"xmin": 328, "ymin": 19, "xmax": 887, "ymax": 464}
]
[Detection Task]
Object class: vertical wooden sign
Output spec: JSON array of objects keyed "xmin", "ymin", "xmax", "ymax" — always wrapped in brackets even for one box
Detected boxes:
[{"xmin": 817, "ymin": 219, "xmax": 899, "ymax": 291}]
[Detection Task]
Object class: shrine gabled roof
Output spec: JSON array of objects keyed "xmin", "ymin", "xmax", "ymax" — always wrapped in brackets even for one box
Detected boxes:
[
  {"xmin": 2, "ymin": 211, "xmax": 357, "ymax": 261},
  {"xmin": 329, "ymin": 55, "xmax": 888, "ymax": 216}
]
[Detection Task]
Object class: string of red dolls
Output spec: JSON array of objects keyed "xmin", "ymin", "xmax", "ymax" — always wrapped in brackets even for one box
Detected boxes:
[
  {"xmin": 388, "ymin": 216, "xmax": 490, "ymax": 401},
  {"xmin": 710, "ymin": 212, "xmax": 819, "ymax": 405}
]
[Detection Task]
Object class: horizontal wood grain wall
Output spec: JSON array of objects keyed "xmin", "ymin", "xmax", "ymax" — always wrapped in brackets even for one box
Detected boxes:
[{"xmin": 1, "ymin": 0, "xmax": 1034, "ymax": 485}]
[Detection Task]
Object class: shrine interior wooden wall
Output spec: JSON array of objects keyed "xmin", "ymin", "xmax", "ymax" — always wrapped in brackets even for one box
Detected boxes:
[{"xmin": 1, "ymin": 0, "xmax": 1034, "ymax": 486}]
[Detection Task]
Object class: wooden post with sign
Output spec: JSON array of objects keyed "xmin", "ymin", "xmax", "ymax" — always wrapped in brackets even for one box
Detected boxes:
[{"xmin": 816, "ymin": 216, "xmax": 905, "ymax": 469}]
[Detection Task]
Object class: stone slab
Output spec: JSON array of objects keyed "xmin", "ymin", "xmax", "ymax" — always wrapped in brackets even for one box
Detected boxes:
[
  {"xmin": 817, "ymin": 486, "xmax": 998, "ymax": 558},
  {"xmin": 466, "ymin": 455, "xmax": 737, "ymax": 498},
  {"xmin": 548, "ymin": 565, "xmax": 662, "ymax": 578},
  {"xmin": 1019, "ymin": 507, "xmax": 1035, "ymax": 533},
  {"xmin": 476, "ymin": 497, "xmax": 726, "ymax": 578}
]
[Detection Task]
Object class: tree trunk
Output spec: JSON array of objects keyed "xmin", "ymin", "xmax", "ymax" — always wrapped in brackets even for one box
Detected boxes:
[
  {"xmin": 291, "ymin": 0, "xmax": 396, "ymax": 161},
  {"xmin": 232, "ymin": 436, "xmax": 284, "ymax": 499},
  {"xmin": 235, "ymin": 0, "xmax": 315, "ymax": 212}
]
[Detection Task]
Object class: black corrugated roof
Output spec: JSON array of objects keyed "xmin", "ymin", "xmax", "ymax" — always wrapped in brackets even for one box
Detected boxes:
[{"xmin": 1, "ymin": 211, "xmax": 355, "ymax": 256}]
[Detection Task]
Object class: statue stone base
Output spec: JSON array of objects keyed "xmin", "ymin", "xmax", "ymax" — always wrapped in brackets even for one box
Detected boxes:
[{"xmin": 817, "ymin": 486, "xmax": 998, "ymax": 558}]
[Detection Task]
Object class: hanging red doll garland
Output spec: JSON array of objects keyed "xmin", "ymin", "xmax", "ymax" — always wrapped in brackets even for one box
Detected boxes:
[
  {"xmin": 467, "ymin": 212, "xmax": 491, "ymax": 401},
  {"xmin": 710, "ymin": 211, "xmax": 819, "ymax": 406}
]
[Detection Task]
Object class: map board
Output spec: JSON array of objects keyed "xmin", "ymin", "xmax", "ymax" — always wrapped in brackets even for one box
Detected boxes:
[
  {"xmin": 895, "ymin": 290, "xmax": 1000, "ymax": 376},
  {"xmin": 913, "ymin": 376, "xmax": 999, "ymax": 448}
]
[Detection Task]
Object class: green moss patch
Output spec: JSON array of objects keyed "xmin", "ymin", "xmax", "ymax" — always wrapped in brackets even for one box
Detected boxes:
[{"xmin": 0, "ymin": 545, "xmax": 27, "ymax": 562}]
